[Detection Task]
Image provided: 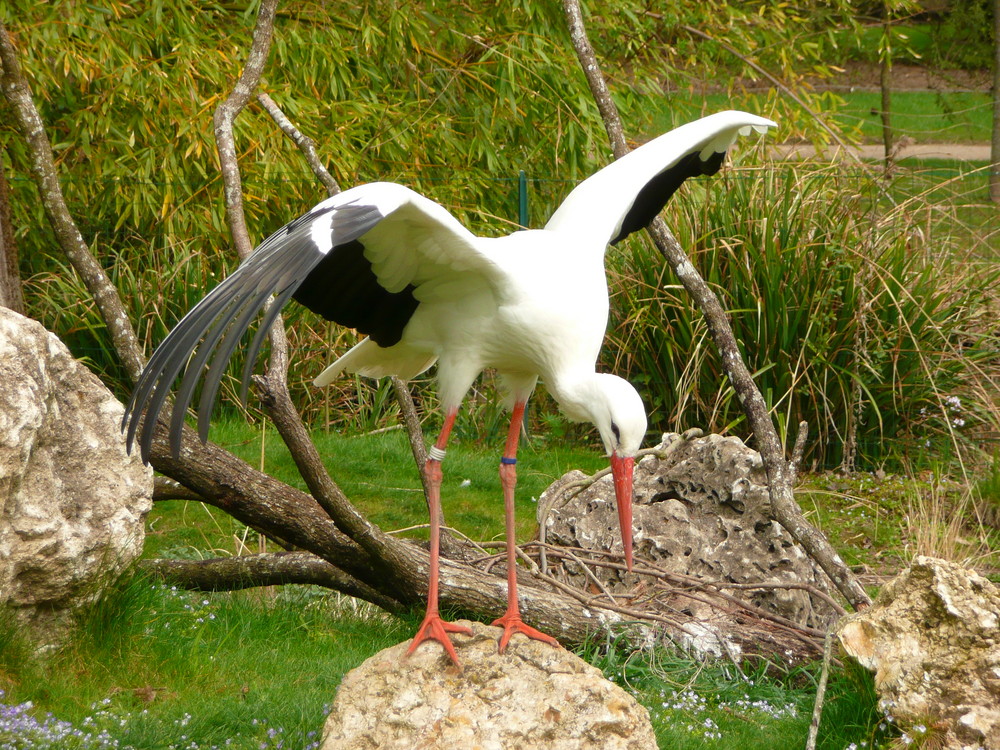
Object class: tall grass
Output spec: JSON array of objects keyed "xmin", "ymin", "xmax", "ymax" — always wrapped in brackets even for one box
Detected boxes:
[
  {"xmin": 904, "ymin": 473, "xmax": 994, "ymax": 565},
  {"xmin": 608, "ymin": 162, "xmax": 999, "ymax": 469}
]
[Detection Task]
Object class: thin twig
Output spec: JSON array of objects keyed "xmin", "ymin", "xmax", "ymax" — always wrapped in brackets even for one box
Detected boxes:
[
  {"xmin": 527, "ymin": 541, "xmax": 827, "ymax": 649},
  {"xmin": 790, "ymin": 420, "xmax": 810, "ymax": 484},
  {"xmin": 391, "ymin": 376, "xmax": 429, "ymax": 480},
  {"xmin": 384, "ymin": 522, "xmax": 494, "ymax": 560},
  {"xmin": 713, "ymin": 580, "xmax": 846, "ymax": 617},
  {"xmin": 559, "ymin": 546, "xmax": 619, "ymax": 605},
  {"xmin": 806, "ymin": 631, "xmax": 835, "ymax": 750},
  {"xmin": 153, "ymin": 476, "xmax": 205, "ymax": 503},
  {"xmin": 361, "ymin": 423, "xmax": 404, "ymax": 437},
  {"xmin": 212, "ymin": 0, "xmax": 277, "ymax": 260},
  {"xmin": 256, "ymin": 91, "xmax": 340, "ymax": 196}
]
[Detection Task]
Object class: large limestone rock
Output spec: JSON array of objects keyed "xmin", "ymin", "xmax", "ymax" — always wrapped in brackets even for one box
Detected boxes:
[
  {"xmin": 542, "ymin": 430, "xmax": 835, "ymax": 630},
  {"xmin": 0, "ymin": 307, "xmax": 152, "ymax": 633},
  {"xmin": 321, "ymin": 620, "xmax": 657, "ymax": 749},
  {"xmin": 836, "ymin": 556, "xmax": 1000, "ymax": 750}
]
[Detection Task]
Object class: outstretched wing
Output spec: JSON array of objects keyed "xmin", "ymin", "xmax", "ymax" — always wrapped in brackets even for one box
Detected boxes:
[
  {"xmin": 122, "ymin": 182, "xmax": 498, "ymax": 463},
  {"xmin": 544, "ymin": 110, "xmax": 776, "ymax": 246}
]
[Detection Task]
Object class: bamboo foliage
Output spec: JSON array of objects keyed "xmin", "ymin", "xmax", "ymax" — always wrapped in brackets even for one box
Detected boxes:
[{"xmin": 5, "ymin": 0, "xmax": 991, "ymax": 469}]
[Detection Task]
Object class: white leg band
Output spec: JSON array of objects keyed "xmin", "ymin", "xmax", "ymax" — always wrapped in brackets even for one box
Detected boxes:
[{"xmin": 427, "ymin": 445, "xmax": 447, "ymax": 462}]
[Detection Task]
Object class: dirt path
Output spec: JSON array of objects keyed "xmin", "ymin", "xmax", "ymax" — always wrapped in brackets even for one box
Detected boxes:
[
  {"xmin": 773, "ymin": 142, "xmax": 992, "ymax": 162},
  {"xmin": 771, "ymin": 63, "xmax": 994, "ymax": 162},
  {"xmin": 824, "ymin": 62, "xmax": 990, "ymax": 93}
]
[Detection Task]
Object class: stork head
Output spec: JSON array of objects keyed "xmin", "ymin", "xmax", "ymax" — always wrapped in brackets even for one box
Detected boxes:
[{"xmin": 587, "ymin": 374, "xmax": 647, "ymax": 571}]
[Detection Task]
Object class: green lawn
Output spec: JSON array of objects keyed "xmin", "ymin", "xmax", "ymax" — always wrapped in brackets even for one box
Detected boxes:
[
  {"xmin": 1, "ymin": 418, "xmax": 910, "ymax": 749},
  {"xmin": 833, "ymin": 90, "xmax": 991, "ymax": 143},
  {"xmin": 0, "ymin": 559, "xmax": 888, "ymax": 750},
  {"xmin": 0, "ymin": 579, "xmax": 416, "ymax": 750}
]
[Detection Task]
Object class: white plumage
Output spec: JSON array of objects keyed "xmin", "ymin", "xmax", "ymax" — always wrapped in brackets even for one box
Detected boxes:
[{"xmin": 123, "ymin": 110, "xmax": 776, "ymax": 664}]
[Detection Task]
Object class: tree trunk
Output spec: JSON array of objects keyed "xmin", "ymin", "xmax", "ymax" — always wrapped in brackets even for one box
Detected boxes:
[
  {"xmin": 0, "ymin": 21, "xmax": 146, "ymax": 383},
  {"xmin": 880, "ymin": 8, "xmax": 894, "ymax": 169},
  {"xmin": 0, "ymin": 147, "xmax": 24, "ymax": 314},
  {"xmin": 144, "ymin": 551, "xmax": 407, "ymax": 613},
  {"xmin": 992, "ymin": 0, "xmax": 1000, "ymax": 203}
]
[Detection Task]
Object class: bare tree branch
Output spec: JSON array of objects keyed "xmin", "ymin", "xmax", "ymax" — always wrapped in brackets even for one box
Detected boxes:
[
  {"xmin": 789, "ymin": 420, "xmax": 810, "ymax": 483},
  {"xmin": 0, "ymin": 20, "xmax": 145, "ymax": 382},
  {"xmin": 257, "ymin": 91, "xmax": 341, "ymax": 196},
  {"xmin": 153, "ymin": 476, "xmax": 205, "ymax": 503},
  {"xmin": 392, "ymin": 376, "xmax": 429, "ymax": 471},
  {"xmin": 560, "ymin": 0, "xmax": 871, "ymax": 610},
  {"xmin": 212, "ymin": 0, "xmax": 278, "ymax": 262},
  {"xmin": 806, "ymin": 631, "xmax": 835, "ymax": 750},
  {"xmin": 208, "ymin": 1, "xmax": 390, "ymax": 562},
  {"xmin": 143, "ymin": 551, "xmax": 406, "ymax": 613},
  {"xmin": 207, "ymin": 2, "xmax": 429, "ymax": 575}
]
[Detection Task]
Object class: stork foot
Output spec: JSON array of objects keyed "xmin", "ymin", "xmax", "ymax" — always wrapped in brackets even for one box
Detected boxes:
[
  {"xmin": 407, "ymin": 614, "xmax": 473, "ymax": 666},
  {"xmin": 491, "ymin": 611, "xmax": 561, "ymax": 654}
]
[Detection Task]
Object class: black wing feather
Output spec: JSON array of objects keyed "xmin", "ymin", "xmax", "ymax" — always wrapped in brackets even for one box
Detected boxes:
[
  {"xmin": 610, "ymin": 149, "xmax": 726, "ymax": 245},
  {"xmin": 122, "ymin": 200, "xmax": 386, "ymax": 463},
  {"xmin": 167, "ymin": 253, "xmax": 301, "ymax": 455},
  {"xmin": 291, "ymin": 239, "xmax": 419, "ymax": 347}
]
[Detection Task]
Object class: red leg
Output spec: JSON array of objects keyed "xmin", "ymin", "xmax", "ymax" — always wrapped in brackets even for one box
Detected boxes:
[
  {"xmin": 491, "ymin": 401, "xmax": 560, "ymax": 653},
  {"xmin": 407, "ymin": 408, "xmax": 472, "ymax": 665}
]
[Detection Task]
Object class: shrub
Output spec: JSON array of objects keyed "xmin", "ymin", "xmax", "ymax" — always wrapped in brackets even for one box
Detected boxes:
[{"xmin": 608, "ymin": 163, "xmax": 999, "ymax": 469}]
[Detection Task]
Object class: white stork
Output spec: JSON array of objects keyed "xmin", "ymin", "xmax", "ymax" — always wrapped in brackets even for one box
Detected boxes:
[{"xmin": 123, "ymin": 110, "xmax": 775, "ymax": 665}]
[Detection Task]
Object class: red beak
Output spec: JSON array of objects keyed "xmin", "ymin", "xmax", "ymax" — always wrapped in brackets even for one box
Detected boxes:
[{"xmin": 610, "ymin": 452, "xmax": 635, "ymax": 571}]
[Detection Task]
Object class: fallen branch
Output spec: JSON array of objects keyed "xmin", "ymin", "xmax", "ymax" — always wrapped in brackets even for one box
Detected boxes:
[
  {"xmin": 143, "ymin": 551, "xmax": 405, "ymax": 614},
  {"xmin": 152, "ymin": 476, "xmax": 204, "ymax": 503}
]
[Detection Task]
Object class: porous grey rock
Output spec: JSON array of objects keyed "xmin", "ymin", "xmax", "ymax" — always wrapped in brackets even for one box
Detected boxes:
[
  {"xmin": 0, "ymin": 307, "xmax": 152, "ymax": 634},
  {"xmin": 542, "ymin": 431, "xmax": 834, "ymax": 631},
  {"xmin": 836, "ymin": 556, "xmax": 1000, "ymax": 750},
  {"xmin": 321, "ymin": 620, "xmax": 657, "ymax": 750}
]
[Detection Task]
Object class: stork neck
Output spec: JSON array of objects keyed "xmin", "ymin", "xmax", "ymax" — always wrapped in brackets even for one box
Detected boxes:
[{"xmin": 548, "ymin": 372, "xmax": 603, "ymax": 424}]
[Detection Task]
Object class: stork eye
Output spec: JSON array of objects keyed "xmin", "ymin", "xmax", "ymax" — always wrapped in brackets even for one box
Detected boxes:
[{"xmin": 611, "ymin": 421, "xmax": 621, "ymax": 443}]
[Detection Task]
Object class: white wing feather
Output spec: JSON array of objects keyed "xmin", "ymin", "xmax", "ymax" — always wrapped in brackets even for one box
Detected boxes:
[{"xmin": 544, "ymin": 110, "xmax": 776, "ymax": 244}]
